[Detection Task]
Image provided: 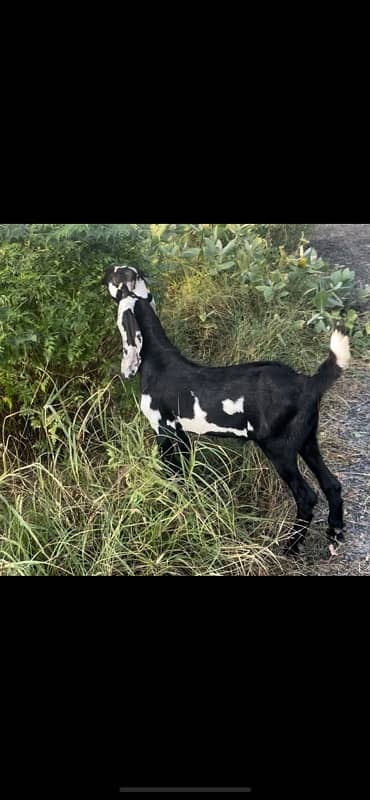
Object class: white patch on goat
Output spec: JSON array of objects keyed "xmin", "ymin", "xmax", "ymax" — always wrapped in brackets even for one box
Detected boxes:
[
  {"xmin": 178, "ymin": 396, "xmax": 249, "ymax": 438},
  {"xmin": 247, "ymin": 421, "xmax": 254, "ymax": 432},
  {"xmin": 117, "ymin": 296, "xmax": 138, "ymax": 349},
  {"xmin": 114, "ymin": 265, "xmax": 138, "ymax": 275},
  {"xmin": 330, "ymin": 330, "xmax": 351, "ymax": 369},
  {"xmin": 222, "ymin": 397, "xmax": 245, "ymax": 415},
  {"xmin": 121, "ymin": 346, "xmax": 141, "ymax": 378},
  {"xmin": 117, "ymin": 296, "xmax": 143, "ymax": 378},
  {"xmin": 118, "ymin": 295, "xmax": 138, "ymax": 316},
  {"xmin": 134, "ymin": 278, "xmax": 150, "ymax": 299},
  {"xmin": 141, "ymin": 395, "xmax": 162, "ymax": 433},
  {"xmin": 109, "ymin": 283, "xmax": 119, "ymax": 299}
]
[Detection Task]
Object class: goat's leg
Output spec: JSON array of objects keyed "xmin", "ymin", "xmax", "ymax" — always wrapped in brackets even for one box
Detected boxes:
[
  {"xmin": 175, "ymin": 425, "xmax": 191, "ymax": 460},
  {"xmin": 300, "ymin": 434, "xmax": 344, "ymax": 542},
  {"xmin": 157, "ymin": 421, "xmax": 190, "ymax": 473},
  {"xmin": 259, "ymin": 441, "xmax": 318, "ymax": 554}
]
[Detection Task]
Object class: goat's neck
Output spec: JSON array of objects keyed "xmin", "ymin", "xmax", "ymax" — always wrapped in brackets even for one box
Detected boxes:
[{"xmin": 134, "ymin": 299, "xmax": 181, "ymax": 366}]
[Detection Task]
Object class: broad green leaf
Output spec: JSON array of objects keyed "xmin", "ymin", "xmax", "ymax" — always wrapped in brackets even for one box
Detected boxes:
[
  {"xmin": 182, "ymin": 248, "xmax": 201, "ymax": 259},
  {"xmin": 217, "ymin": 261, "xmax": 235, "ymax": 271}
]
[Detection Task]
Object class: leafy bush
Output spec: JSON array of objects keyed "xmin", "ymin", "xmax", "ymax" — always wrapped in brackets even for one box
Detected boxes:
[
  {"xmin": 1, "ymin": 222, "xmax": 368, "ymax": 421},
  {"xmin": 0, "ymin": 224, "xmax": 147, "ymax": 413},
  {"xmin": 147, "ymin": 224, "xmax": 368, "ymax": 337},
  {"xmin": 251, "ymin": 224, "xmax": 312, "ymax": 249}
]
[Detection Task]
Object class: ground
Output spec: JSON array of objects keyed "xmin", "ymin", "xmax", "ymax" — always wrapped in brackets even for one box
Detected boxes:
[
  {"xmin": 285, "ymin": 224, "xmax": 370, "ymax": 575},
  {"xmin": 310, "ymin": 223, "xmax": 370, "ymax": 289}
]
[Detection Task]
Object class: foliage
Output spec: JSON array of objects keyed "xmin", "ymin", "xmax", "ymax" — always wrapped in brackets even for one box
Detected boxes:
[
  {"xmin": 0, "ymin": 224, "xmax": 147, "ymax": 412},
  {"xmin": 1, "ymin": 222, "xmax": 369, "ymax": 576},
  {"xmin": 1, "ymin": 223, "xmax": 368, "ymax": 418},
  {"xmin": 146, "ymin": 223, "xmax": 369, "ymax": 336}
]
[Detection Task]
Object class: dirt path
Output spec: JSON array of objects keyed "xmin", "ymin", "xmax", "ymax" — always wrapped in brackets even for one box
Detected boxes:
[
  {"xmin": 286, "ymin": 224, "xmax": 370, "ymax": 575},
  {"xmin": 310, "ymin": 223, "xmax": 370, "ymax": 289}
]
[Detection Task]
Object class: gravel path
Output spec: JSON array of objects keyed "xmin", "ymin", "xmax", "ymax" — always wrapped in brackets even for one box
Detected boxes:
[
  {"xmin": 286, "ymin": 224, "xmax": 370, "ymax": 575},
  {"xmin": 310, "ymin": 223, "xmax": 370, "ymax": 289}
]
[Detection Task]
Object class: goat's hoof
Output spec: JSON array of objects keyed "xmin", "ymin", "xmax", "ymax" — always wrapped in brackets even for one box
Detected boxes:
[
  {"xmin": 327, "ymin": 527, "xmax": 345, "ymax": 543},
  {"xmin": 283, "ymin": 537, "xmax": 305, "ymax": 557}
]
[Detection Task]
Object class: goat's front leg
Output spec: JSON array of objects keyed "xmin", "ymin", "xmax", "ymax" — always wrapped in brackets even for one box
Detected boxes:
[
  {"xmin": 157, "ymin": 421, "xmax": 190, "ymax": 474},
  {"xmin": 259, "ymin": 441, "xmax": 318, "ymax": 555}
]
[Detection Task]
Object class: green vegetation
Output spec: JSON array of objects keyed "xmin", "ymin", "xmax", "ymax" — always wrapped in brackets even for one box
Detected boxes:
[{"xmin": 1, "ymin": 224, "xmax": 369, "ymax": 575}]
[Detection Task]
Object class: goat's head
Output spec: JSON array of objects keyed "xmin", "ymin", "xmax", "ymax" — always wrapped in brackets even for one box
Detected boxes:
[
  {"xmin": 102, "ymin": 265, "xmax": 151, "ymax": 304},
  {"xmin": 103, "ymin": 265, "xmax": 154, "ymax": 380}
]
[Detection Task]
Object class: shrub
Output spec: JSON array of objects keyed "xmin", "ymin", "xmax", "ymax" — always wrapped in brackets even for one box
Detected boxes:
[
  {"xmin": 0, "ymin": 224, "xmax": 147, "ymax": 413},
  {"xmin": 1, "ymin": 223, "xmax": 368, "ymax": 421}
]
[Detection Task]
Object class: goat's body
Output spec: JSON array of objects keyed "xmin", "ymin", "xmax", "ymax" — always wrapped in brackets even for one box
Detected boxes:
[
  {"xmin": 105, "ymin": 268, "xmax": 350, "ymax": 556},
  {"xmin": 140, "ymin": 359, "xmax": 309, "ymax": 442},
  {"xmin": 137, "ymin": 300, "xmax": 317, "ymax": 448}
]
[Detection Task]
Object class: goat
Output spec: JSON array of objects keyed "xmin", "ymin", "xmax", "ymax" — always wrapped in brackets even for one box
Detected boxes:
[{"xmin": 103, "ymin": 265, "xmax": 351, "ymax": 555}]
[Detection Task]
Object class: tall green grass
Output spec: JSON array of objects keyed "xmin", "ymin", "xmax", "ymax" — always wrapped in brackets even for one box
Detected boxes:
[{"xmin": 0, "ymin": 378, "xmax": 296, "ymax": 576}]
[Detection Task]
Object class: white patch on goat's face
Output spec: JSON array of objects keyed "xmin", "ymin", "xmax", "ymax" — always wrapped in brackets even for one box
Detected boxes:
[
  {"xmin": 178, "ymin": 397, "xmax": 249, "ymax": 438},
  {"xmin": 109, "ymin": 283, "xmax": 120, "ymax": 299},
  {"xmin": 133, "ymin": 278, "xmax": 150, "ymax": 299},
  {"xmin": 117, "ymin": 295, "xmax": 143, "ymax": 379},
  {"xmin": 222, "ymin": 397, "xmax": 245, "ymax": 415},
  {"xmin": 114, "ymin": 265, "xmax": 137, "ymax": 277},
  {"xmin": 247, "ymin": 421, "xmax": 254, "ymax": 432},
  {"xmin": 121, "ymin": 346, "xmax": 141, "ymax": 379},
  {"xmin": 106, "ymin": 265, "xmax": 156, "ymax": 311},
  {"xmin": 141, "ymin": 395, "xmax": 162, "ymax": 433},
  {"xmin": 117, "ymin": 296, "xmax": 137, "ymax": 349}
]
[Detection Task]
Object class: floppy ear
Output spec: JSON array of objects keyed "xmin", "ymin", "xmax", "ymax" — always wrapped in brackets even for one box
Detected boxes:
[{"xmin": 118, "ymin": 300, "xmax": 143, "ymax": 379}]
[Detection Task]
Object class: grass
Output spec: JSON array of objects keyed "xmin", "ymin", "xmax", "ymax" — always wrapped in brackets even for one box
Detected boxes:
[
  {"xmin": 160, "ymin": 266, "xmax": 333, "ymax": 372},
  {"xmin": 0, "ymin": 380, "xmax": 297, "ymax": 576},
  {"xmin": 1, "ymin": 260, "xmax": 368, "ymax": 576}
]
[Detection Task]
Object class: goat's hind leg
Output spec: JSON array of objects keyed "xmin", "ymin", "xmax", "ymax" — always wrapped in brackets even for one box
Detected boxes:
[
  {"xmin": 300, "ymin": 433, "xmax": 345, "ymax": 543},
  {"xmin": 259, "ymin": 440, "xmax": 318, "ymax": 555}
]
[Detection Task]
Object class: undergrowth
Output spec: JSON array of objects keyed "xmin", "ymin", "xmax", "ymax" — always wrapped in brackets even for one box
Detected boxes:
[{"xmin": 1, "ymin": 223, "xmax": 369, "ymax": 576}]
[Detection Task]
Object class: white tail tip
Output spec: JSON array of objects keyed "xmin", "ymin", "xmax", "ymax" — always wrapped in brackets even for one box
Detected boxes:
[{"xmin": 330, "ymin": 329, "xmax": 351, "ymax": 370}]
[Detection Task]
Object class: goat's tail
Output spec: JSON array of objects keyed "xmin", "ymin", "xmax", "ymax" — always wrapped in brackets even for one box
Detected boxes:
[{"xmin": 311, "ymin": 328, "xmax": 351, "ymax": 397}]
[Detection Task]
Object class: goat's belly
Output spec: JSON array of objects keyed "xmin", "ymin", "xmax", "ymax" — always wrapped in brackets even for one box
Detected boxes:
[
  {"xmin": 141, "ymin": 392, "xmax": 255, "ymax": 439},
  {"xmin": 179, "ymin": 416, "xmax": 249, "ymax": 438},
  {"xmin": 177, "ymin": 395, "xmax": 253, "ymax": 439}
]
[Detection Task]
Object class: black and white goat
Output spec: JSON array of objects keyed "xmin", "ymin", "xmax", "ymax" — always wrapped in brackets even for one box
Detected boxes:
[{"xmin": 103, "ymin": 265, "xmax": 351, "ymax": 554}]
